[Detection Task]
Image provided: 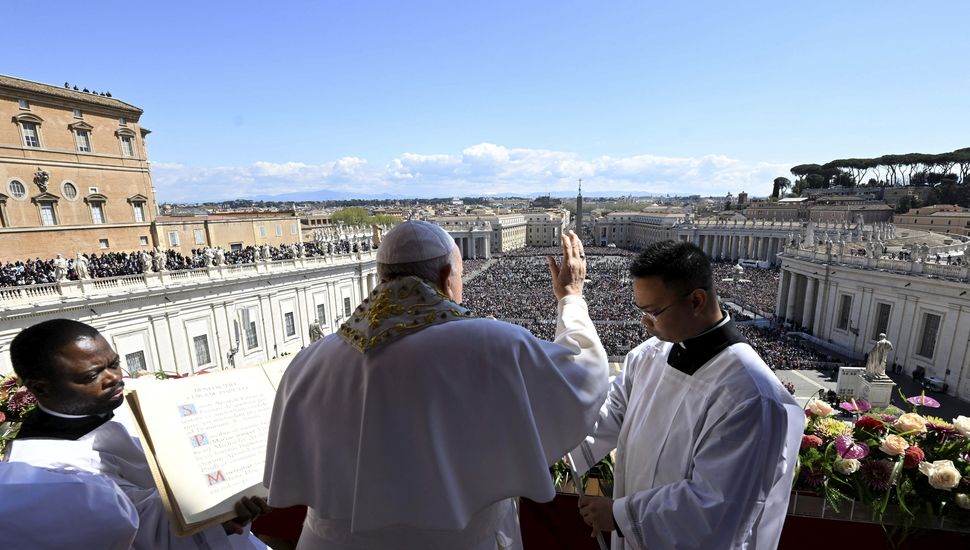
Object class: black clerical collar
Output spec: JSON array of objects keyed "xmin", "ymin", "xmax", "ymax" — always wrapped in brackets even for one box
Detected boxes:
[
  {"xmin": 14, "ymin": 407, "xmax": 114, "ymax": 441},
  {"xmin": 666, "ymin": 312, "xmax": 748, "ymax": 376}
]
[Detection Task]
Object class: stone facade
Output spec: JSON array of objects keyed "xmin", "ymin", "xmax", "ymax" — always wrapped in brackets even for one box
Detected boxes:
[
  {"xmin": 776, "ymin": 245, "xmax": 970, "ymax": 400},
  {"xmin": 524, "ymin": 210, "xmax": 569, "ymax": 247},
  {"xmin": 0, "ymin": 250, "xmax": 379, "ymax": 375},
  {"xmin": 894, "ymin": 205, "xmax": 970, "ymax": 237},
  {"xmin": 154, "ymin": 215, "xmax": 302, "ymax": 251},
  {"xmin": 0, "ymin": 74, "xmax": 155, "ymax": 259}
]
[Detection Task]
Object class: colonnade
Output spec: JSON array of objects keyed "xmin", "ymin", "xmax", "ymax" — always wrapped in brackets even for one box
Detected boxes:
[
  {"xmin": 776, "ymin": 269, "xmax": 826, "ymax": 335},
  {"xmin": 691, "ymin": 233, "xmax": 787, "ymax": 265},
  {"xmin": 453, "ymin": 234, "xmax": 491, "ymax": 260}
]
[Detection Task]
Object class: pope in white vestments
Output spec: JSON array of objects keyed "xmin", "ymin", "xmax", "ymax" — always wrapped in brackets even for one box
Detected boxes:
[
  {"xmin": 264, "ymin": 223, "xmax": 609, "ymax": 549},
  {"xmin": 573, "ymin": 241, "xmax": 804, "ymax": 550}
]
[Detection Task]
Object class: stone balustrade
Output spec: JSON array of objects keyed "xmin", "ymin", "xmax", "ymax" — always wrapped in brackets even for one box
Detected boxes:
[{"xmin": 0, "ymin": 250, "xmax": 377, "ymax": 308}]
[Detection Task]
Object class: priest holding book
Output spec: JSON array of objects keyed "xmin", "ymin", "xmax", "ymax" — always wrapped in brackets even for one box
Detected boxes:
[
  {"xmin": 5, "ymin": 319, "xmax": 271, "ymax": 550},
  {"xmin": 264, "ymin": 222, "xmax": 609, "ymax": 549}
]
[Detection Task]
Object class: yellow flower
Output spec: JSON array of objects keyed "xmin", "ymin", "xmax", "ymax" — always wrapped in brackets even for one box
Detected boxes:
[
  {"xmin": 814, "ymin": 417, "xmax": 851, "ymax": 440},
  {"xmin": 894, "ymin": 413, "xmax": 927, "ymax": 434}
]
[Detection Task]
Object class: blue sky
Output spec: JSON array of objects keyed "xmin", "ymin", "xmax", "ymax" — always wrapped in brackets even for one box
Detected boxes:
[{"xmin": 6, "ymin": 1, "xmax": 969, "ymax": 201}]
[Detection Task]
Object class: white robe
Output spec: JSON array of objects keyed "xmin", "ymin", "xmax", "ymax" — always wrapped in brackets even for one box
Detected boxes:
[
  {"xmin": 264, "ymin": 295, "xmax": 609, "ymax": 549},
  {"xmin": 571, "ymin": 338, "xmax": 804, "ymax": 550},
  {"xmin": 0, "ymin": 461, "xmax": 139, "ymax": 550},
  {"xmin": 7, "ymin": 411, "xmax": 265, "ymax": 550}
]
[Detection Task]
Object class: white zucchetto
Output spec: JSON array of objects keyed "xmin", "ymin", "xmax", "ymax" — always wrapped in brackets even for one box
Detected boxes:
[{"xmin": 376, "ymin": 220, "xmax": 456, "ymax": 264}]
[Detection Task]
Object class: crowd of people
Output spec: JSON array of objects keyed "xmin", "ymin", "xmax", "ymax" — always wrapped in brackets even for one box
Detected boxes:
[
  {"xmin": 736, "ymin": 324, "xmax": 833, "ymax": 370},
  {"xmin": 0, "ymin": 239, "xmax": 373, "ymax": 288},
  {"xmin": 461, "ymin": 250, "xmax": 843, "ymax": 365},
  {"xmin": 710, "ymin": 261, "xmax": 781, "ymax": 317}
]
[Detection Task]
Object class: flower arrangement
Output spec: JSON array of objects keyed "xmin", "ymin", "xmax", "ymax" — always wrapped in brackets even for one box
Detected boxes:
[
  {"xmin": 0, "ymin": 375, "xmax": 38, "ymax": 456},
  {"xmin": 794, "ymin": 393, "xmax": 970, "ymax": 532}
]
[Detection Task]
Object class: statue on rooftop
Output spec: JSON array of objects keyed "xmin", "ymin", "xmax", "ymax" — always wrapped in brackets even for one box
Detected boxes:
[
  {"xmin": 75, "ymin": 253, "xmax": 90, "ymax": 279},
  {"xmin": 53, "ymin": 254, "xmax": 69, "ymax": 281}
]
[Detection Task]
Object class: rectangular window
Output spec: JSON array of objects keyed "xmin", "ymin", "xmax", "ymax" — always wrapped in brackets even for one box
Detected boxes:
[
  {"xmin": 125, "ymin": 351, "xmax": 147, "ymax": 373},
  {"xmin": 230, "ymin": 243, "xmax": 242, "ymax": 252},
  {"xmin": 120, "ymin": 136, "xmax": 134, "ymax": 157},
  {"xmin": 283, "ymin": 312, "xmax": 296, "ymax": 337},
  {"xmin": 917, "ymin": 313, "xmax": 942, "ymax": 359},
  {"xmin": 316, "ymin": 303, "xmax": 327, "ymax": 324},
  {"xmin": 119, "ymin": 117, "xmax": 127, "ymax": 126},
  {"xmin": 75, "ymin": 130, "xmax": 92, "ymax": 152},
  {"xmin": 837, "ymin": 295, "xmax": 852, "ymax": 331},
  {"xmin": 193, "ymin": 335, "xmax": 212, "ymax": 366},
  {"xmin": 99, "ymin": 238, "xmax": 109, "ymax": 249},
  {"xmin": 133, "ymin": 203, "xmax": 145, "ymax": 223},
  {"xmin": 22, "ymin": 122, "xmax": 40, "ymax": 148},
  {"xmin": 168, "ymin": 231, "xmax": 180, "ymax": 246},
  {"xmin": 73, "ymin": 109, "xmax": 83, "ymax": 118},
  {"xmin": 91, "ymin": 203, "xmax": 105, "ymax": 224},
  {"xmin": 343, "ymin": 297, "xmax": 352, "ymax": 317},
  {"xmin": 872, "ymin": 303, "xmax": 891, "ymax": 340},
  {"xmin": 139, "ymin": 236, "xmax": 149, "ymax": 246},
  {"xmin": 18, "ymin": 99, "xmax": 29, "ymax": 109},
  {"xmin": 194, "ymin": 229, "xmax": 205, "ymax": 245},
  {"xmin": 276, "ymin": 224, "xmax": 283, "ymax": 237},
  {"xmin": 291, "ymin": 223, "xmax": 298, "ymax": 235},
  {"xmin": 40, "ymin": 204, "xmax": 56, "ymax": 226},
  {"xmin": 241, "ymin": 309, "xmax": 259, "ymax": 350},
  {"xmin": 259, "ymin": 226, "xmax": 267, "ymax": 238}
]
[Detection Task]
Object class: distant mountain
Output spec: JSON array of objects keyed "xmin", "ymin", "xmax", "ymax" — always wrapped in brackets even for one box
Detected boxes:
[
  {"xmin": 248, "ymin": 189, "xmax": 408, "ymax": 201},
  {"xmin": 246, "ymin": 188, "xmax": 664, "ymax": 201}
]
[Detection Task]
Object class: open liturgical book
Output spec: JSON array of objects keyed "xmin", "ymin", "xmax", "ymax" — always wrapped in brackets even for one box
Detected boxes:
[{"xmin": 126, "ymin": 362, "xmax": 287, "ymax": 536}]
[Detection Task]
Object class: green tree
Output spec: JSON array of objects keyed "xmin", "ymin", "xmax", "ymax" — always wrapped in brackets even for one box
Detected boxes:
[{"xmin": 771, "ymin": 177, "xmax": 791, "ymax": 198}]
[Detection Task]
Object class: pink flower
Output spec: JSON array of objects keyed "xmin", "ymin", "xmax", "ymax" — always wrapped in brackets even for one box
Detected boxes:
[
  {"xmin": 801, "ymin": 435, "xmax": 823, "ymax": 449},
  {"xmin": 840, "ymin": 399, "xmax": 872, "ymax": 413},
  {"xmin": 906, "ymin": 394, "xmax": 941, "ymax": 409},
  {"xmin": 835, "ymin": 435, "xmax": 870, "ymax": 459},
  {"xmin": 6, "ymin": 388, "xmax": 36, "ymax": 417}
]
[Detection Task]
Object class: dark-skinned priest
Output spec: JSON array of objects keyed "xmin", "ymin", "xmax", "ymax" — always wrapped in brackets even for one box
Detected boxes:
[
  {"xmin": 264, "ymin": 221, "xmax": 609, "ymax": 549},
  {"xmin": 572, "ymin": 241, "xmax": 804, "ymax": 550},
  {"xmin": 5, "ymin": 319, "xmax": 271, "ymax": 550}
]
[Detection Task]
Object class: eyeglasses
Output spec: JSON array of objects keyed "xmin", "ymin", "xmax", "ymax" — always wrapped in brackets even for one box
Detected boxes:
[{"xmin": 633, "ymin": 290, "xmax": 696, "ymax": 323}]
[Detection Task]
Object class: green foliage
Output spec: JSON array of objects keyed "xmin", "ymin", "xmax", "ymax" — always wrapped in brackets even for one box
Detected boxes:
[
  {"xmin": 331, "ymin": 207, "xmax": 401, "ymax": 226},
  {"xmin": 550, "ymin": 453, "xmax": 615, "ymax": 493}
]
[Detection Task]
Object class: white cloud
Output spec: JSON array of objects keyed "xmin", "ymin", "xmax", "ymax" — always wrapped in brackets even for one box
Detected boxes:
[{"xmin": 151, "ymin": 144, "xmax": 792, "ymax": 202}]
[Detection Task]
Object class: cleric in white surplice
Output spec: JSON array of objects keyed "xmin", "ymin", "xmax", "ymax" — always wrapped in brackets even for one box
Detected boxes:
[
  {"xmin": 573, "ymin": 240, "xmax": 804, "ymax": 550},
  {"xmin": 264, "ymin": 222, "xmax": 609, "ymax": 549}
]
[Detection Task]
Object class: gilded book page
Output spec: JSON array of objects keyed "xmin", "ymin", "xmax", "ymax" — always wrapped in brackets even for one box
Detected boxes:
[{"xmin": 132, "ymin": 368, "xmax": 275, "ymax": 525}]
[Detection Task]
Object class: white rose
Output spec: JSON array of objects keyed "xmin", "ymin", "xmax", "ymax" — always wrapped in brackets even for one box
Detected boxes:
[
  {"xmin": 807, "ymin": 399, "xmax": 834, "ymax": 417},
  {"xmin": 879, "ymin": 434, "xmax": 909, "ymax": 456},
  {"xmin": 894, "ymin": 413, "xmax": 928, "ymax": 434},
  {"xmin": 834, "ymin": 458, "xmax": 861, "ymax": 475},
  {"xmin": 918, "ymin": 460, "xmax": 962, "ymax": 491},
  {"xmin": 954, "ymin": 416, "xmax": 970, "ymax": 437},
  {"xmin": 956, "ymin": 494, "xmax": 970, "ymax": 510}
]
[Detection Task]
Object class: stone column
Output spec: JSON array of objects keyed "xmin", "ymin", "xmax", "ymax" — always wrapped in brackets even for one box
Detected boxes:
[
  {"xmin": 470, "ymin": 236, "xmax": 477, "ymax": 259},
  {"xmin": 777, "ymin": 270, "xmax": 791, "ymax": 318},
  {"xmin": 785, "ymin": 272, "xmax": 799, "ymax": 323},
  {"xmin": 802, "ymin": 277, "xmax": 817, "ymax": 332}
]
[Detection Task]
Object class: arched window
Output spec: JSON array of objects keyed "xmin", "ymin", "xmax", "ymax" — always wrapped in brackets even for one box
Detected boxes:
[{"xmin": 13, "ymin": 113, "xmax": 44, "ymax": 148}]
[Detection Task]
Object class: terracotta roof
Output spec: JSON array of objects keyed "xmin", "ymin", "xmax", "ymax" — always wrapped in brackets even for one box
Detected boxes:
[{"xmin": 0, "ymin": 74, "xmax": 142, "ymax": 115}]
